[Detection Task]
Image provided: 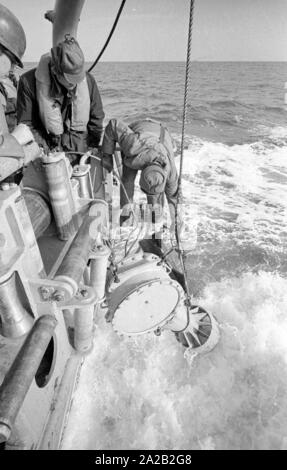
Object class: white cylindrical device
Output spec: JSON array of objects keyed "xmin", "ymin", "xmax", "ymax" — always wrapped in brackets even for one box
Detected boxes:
[{"xmin": 90, "ymin": 245, "xmax": 111, "ymax": 300}]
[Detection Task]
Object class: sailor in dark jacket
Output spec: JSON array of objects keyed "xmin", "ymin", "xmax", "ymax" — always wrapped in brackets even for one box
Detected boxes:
[
  {"xmin": 102, "ymin": 118, "xmax": 179, "ymax": 225},
  {"xmin": 17, "ymin": 35, "xmax": 104, "ymax": 155}
]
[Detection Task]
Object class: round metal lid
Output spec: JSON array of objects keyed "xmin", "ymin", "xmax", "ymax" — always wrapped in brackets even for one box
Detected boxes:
[
  {"xmin": 112, "ymin": 279, "xmax": 182, "ymax": 335},
  {"xmin": 72, "ymin": 164, "xmax": 91, "ymax": 177}
]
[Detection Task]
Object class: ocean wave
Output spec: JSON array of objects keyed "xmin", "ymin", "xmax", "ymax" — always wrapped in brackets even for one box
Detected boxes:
[
  {"xmin": 169, "ymin": 134, "xmax": 287, "ymax": 270},
  {"xmin": 207, "ymin": 99, "xmax": 253, "ymax": 110},
  {"xmin": 61, "ymin": 61, "xmax": 287, "ymax": 450},
  {"xmin": 62, "ymin": 271, "xmax": 287, "ymax": 450},
  {"xmin": 249, "ymin": 125, "xmax": 287, "ymax": 147},
  {"xmin": 255, "ymin": 125, "xmax": 287, "ymax": 139},
  {"xmin": 261, "ymin": 105, "xmax": 285, "ymax": 113}
]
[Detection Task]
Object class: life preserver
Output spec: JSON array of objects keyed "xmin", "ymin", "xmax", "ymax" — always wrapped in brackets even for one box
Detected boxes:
[{"xmin": 35, "ymin": 53, "xmax": 90, "ymax": 136}]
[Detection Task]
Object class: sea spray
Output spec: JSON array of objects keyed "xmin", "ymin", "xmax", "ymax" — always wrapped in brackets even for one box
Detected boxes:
[
  {"xmin": 62, "ymin": 271, "xmax": 287, "ymax": 450},
  {"xmin": 62, "ymin": 129, "xmax": 287, "ymax": 449}
]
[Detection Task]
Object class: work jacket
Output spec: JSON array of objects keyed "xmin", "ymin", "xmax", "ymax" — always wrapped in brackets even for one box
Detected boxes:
[
  {"xmin": 17, "ymin": 67, "xmax": 104, "ymax": 154},
  {"xmin": 0, "ymin": 76, "xmax": 17, "ymax": 133},
  {"xmin": 102, "ymin": 118, "xmax": 178, "ymax": 206}
]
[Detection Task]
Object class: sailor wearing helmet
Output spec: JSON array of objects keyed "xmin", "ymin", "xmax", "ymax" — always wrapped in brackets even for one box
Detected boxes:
[{"xmin": 0, "ymin": 3, "xmax": 26, "ymax": 134}]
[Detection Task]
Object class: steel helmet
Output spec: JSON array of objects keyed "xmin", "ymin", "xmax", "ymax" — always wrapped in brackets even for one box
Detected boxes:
[{"xmin": 0, "ymin": 3, "xmax": 26, "ymax": 68}]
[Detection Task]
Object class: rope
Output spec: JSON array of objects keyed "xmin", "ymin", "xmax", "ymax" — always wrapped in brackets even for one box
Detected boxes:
[
  {"xmin": 85, "ymin": 154, "xmax": 142, "ymax": 259},
  {"xmin": 111, "ymin": 171, "xmax": 142, "ymax": 258},
  {"xmin": 65, "ymin": 150, "xmax": 142, "ymax": 259},
  {"xmin": 88, "ymin": 0, "xmax": 127, "ymax": 72},
  {"xmin": 175, "ymin": 0, "xmax": 195, "ymax": 308}
]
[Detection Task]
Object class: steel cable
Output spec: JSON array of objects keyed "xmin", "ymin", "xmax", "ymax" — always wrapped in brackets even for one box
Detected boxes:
[
  {"xmin": 175, "ymin": 0, "xmax": 195, "ymax": 308},
  {"xmin": 88, "ymin": 0, "xmax": 127, "ymax": 72}
]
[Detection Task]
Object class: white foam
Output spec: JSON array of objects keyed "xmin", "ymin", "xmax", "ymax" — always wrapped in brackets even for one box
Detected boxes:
[
  {"xmin": 61, "ymin": 135, "xmax": 287, "ymax": 450},
  {"xmin": 62, "ymin": 271, "xmax": 287, "ymax": 450},
  {"xmin": 174, "ymin": 137, "xmax": 287, "ymax": 252},
  {"xmin": 252, "ymin": 124, "xmax": 287, "ymax": 141}
]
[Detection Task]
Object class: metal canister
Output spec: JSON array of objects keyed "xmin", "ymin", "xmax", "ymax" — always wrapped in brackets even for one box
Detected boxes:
[
  {"xmin": 89, "ymin": 245, "xmax": 111, "ymax": 300},
  {"xmin": 42, "ymin": 152, "xmax": 75, "ymax": 240},
  {"xmin": 72, "ymin": 164, "xmax": 93, "ymax": 199}
]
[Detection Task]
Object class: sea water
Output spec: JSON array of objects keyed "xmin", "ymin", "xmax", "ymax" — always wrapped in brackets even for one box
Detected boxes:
[{"xmin": 23, "ymin": 61, "xmax": 287, "ymax": 450}]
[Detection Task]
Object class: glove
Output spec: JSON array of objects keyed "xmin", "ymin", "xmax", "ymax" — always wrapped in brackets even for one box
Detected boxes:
[
  {"xmin": 88, "ymin": 147, "xmax": 99, "ymax": 155},
  {"xmin": 102, "ymin": 153, "xmax": 113, "ymax": 173}
]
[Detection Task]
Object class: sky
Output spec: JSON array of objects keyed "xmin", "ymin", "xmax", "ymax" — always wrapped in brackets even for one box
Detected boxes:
[{"xmin": 3, "ymin": 0, "xmax": 287, "ymax": 62}]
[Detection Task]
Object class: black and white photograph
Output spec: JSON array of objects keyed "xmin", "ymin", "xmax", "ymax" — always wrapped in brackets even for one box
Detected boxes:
[{"xmin": 0, "ymin": 0, "xmax": 286, "ymax": 454}]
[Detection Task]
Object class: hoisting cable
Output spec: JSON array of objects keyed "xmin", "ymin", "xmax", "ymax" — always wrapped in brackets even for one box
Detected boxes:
[
  {"xmin": 175, "ymin": 0, "xmax": 195, "ymax": 310},
  {"xmin": 67, "ymin": 149, "xmax": 144, "ymax": 261},
  {"xmin": 88, "ymin": 0, "xmax": 127, "ymax": 72},
  {"xmin": 82, "ymin": 153, "xmax": 143, "ymax": 259}
]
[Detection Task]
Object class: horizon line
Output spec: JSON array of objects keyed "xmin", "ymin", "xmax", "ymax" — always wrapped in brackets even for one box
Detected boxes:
[{"xmin": 23, "ymin": 59, "xmax": 287, "ymax": 64}]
